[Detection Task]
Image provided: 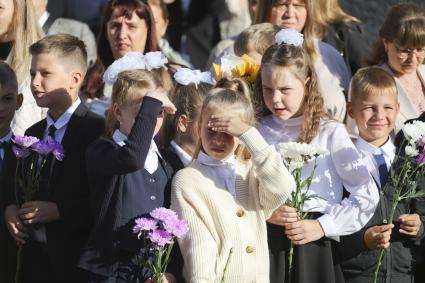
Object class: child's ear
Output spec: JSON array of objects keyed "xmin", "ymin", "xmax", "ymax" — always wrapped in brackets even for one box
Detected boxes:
[
  {"xmin": 347, "ymin": 101, "xmax": 355, "ymax": 118},
  {"xmin": 69, "ymin": 70, "xmax": 83, "ymax": 90},
  {"xmin": 16, "ymin": 93, "xmax": 23, "ymax": 110},
  {"xmin": 177, "ymin": 114, "xmax": 188, "ymax": 133},
  {"xmin": 112, "ymin": 103, "xmax": 122, "ymax": 122}
]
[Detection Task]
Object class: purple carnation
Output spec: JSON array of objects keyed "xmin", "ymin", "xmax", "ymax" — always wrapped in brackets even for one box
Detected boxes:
[
  {"xmin": 12, "ymin": 146, "xmax": 31, "ymax": 158},
  {"xmin": 163, "ymin": 218, "xmax": 189, "ymax": 238},
  {"xmin": 416, "ymin": 153, "xmax": 425, "ymax": 164},
  {"xmin": 150, "ymin": 207, "xmax": 178, "ymax": 223},
  {"xmin": 148, "ymin": 229, "xmax": 173, "ymax": 247},
  {"xmin": 12, "ymin": 135, "xmax": 39, "ymax": 148},
  {"xmin": 133, "ymin": 217, "xmax": 158, "ymax": 234}
]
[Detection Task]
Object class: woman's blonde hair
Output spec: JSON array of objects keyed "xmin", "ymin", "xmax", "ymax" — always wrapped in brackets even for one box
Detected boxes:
[
  {"xmin": 195, "ymin": 88, "xmax": 256, "ymax": 161},
  {"xmin": 9, "ymin": 0, "xmax": 44, "ymax": 85},
  {"xmin": 311, "ymin": 0, "xmax": 359, "ymax": 39},
  {"xmin": 254, "ymin": 0, "xmax": 317, "ymax": 60},
  {"xmin": 254, "ymin": 43, "xmax": 327, "ymax": 143},
  {"xmin": 367, "ymin": 2, "xmax": 425, "ymax": 66},
  {"xmin": 105, "ymin": 69, "xmax": 160, "ymax": 137}
]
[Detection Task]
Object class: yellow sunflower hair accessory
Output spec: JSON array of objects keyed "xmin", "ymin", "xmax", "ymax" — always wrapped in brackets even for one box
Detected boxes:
[{"xmin": 213, "ymin": 54, "xmax": 260, "ymax": 86}]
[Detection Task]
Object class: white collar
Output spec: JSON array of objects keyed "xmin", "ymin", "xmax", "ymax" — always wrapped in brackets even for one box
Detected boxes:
[
  {"xmin": 47, "ymin": 98, "xmax": 81, "ymax": 130},
  {"xmin": 112, "ymin": 129, "xmax": 162, "ymax": 157},
  {"xmin": 38, "ymin": 11, "xmax": 50, "ymax": 28},
  {"xmin": 170, "ymin": 140, "xmax": 192, "ymax": 166},
  {"xmin": 197, "ymin": 150, "xmax": 235, "ymax": 168},
  {"xmin": 0, "ymin": 130, "xmax": 12, "ymax": 143},
  {"xmin": 355, "ymin": 136, "xmax": 395, "ymax": 158}
]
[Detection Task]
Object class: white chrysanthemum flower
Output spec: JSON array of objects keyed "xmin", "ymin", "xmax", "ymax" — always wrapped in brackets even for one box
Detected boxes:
[
  {"xmin": 403, "ymin": 121, "xmax": 425, "ymax": 142},
  {"xmin": 275, "ymin": 29, "xmax": 304, "ymax": 46},
  {"xmin": 405, "ymin": 145, "xmax": 419, "ymax": 157},
  {"xmin": 278, "ymin": 142, "xmax": 328, "ymax": 160},
  {"xmin": 174, "ymin": 68, "xmax": 214, "ymax": 87}
]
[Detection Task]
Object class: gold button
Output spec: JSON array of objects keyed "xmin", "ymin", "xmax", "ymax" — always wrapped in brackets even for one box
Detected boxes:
[
  {"xmin": 236, "ymin": 209, "xmax": 245, "ymax": 217},
  {"xmin": 246, "ymin": 246, "xmax": 255, "ymax": 253}
]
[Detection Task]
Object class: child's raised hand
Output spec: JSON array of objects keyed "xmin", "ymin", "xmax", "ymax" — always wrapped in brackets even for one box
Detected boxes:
[
  {"xmin": 364, "ymin": 224, "xmax": 394, "ymax": 249},
  {"xmin": 284, "ymin": 219, "xmax": 325, "ymax": 245},
  {"xmin": 399, "ymin": 214, "xmax": 422, "ymax": 237},
  {"xmin": 267, "ymin": 205, "xmax": 299, "ymax": 226},
  {"xmin": 208, "ymin": 111, "xmax": 251, "ymax": 137},
  {"xmin": 146, "ymin": 88, "xmax": 176, "ymax": 114}
]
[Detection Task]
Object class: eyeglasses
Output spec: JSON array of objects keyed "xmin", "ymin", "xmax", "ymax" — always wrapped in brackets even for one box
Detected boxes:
[{"xmin": 393, "ymin": 44, "xmax": 425, "ymax": 60}]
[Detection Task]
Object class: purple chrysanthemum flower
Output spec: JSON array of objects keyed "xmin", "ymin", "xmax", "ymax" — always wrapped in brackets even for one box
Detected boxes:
[
  {"xmin": 416, "ymin": 153, "xmax": 425, "ymax": 164},
  {"xmin": 31, "ymin": 140, "xmax": 54, "ymax": 155},
  {"xmin": 163, "ymin": 218, "xmax": 189, "ymax": 238},
  {"xmin": 418, "ymin": 136, "xmax": 425, "ymax": 147},
  {"xmin": 12, "ymin": 135, "xmax": 39, "ymax": 148},
  {"xmin": 150, "ymin": 207, "xmax": 178, "ymax": 223},
  {"xmin": 47, "ymin": 137, "xmax": 65, "ymax": 161},
  {"xmin": 148, "ymin": 229, "xmax": 173, "ymax": 248},
  {"xmin": 133, "ymin": 217, "xmax": 158, "ymax": 234},
  {"xmin": 12, "ymin": 146, "xmax": 31, "ymax": 158}
]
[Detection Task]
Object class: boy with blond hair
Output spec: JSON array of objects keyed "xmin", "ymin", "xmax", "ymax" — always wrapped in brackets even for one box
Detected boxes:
[{"xmin": 4, "ymin": 33, "xmax": 104, "ymax": 283}]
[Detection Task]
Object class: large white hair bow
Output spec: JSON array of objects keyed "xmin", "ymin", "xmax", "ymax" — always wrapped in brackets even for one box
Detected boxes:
[
  {"xmin": 103, "ymin": 51, "xmax": 168, "ymax": 85},
  {"xmin": 275, "ymin": 29, "xmax": 304, "ymax": 46},
  {"xmin": 173, "ymin": 68, "xmax": 214, "ymax": 87}
]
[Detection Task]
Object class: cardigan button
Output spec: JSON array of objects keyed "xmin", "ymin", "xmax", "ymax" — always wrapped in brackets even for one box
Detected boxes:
[
  {"xmin": 236, "ymin": 209, "xmax": 245, "ymax": 217},
  {"xmin": 246, "ymin": 246, "xmax": 255, "ymax": 253},
  {"xmin": 149, "ymin": 178, "xmax": 155, "ymax": 183},
  {"xmin": 150, "ymin": 195, "xmax": 157, "ymax": 201}
]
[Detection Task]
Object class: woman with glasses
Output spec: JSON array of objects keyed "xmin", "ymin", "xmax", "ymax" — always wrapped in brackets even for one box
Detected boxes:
[{"xmin": 367, "ymin": 2, "xmax": 425, "ymax": 133}]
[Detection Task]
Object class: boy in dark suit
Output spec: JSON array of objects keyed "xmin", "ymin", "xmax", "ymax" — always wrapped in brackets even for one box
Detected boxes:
[
  {"xmin": 4, "ymin": 33, "xmax": 104, "ymax": 283},
  {"xmin": 0, "ymin": 61, "xmax": 23, "ymax": 283}
]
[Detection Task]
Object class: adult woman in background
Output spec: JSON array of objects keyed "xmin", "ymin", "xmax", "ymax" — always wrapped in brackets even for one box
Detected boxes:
[
  {"xmin": 367, "ymin": 2, "xmax": 425, "ymax": 134},
  {"xmin": 313, "ymin": 0, "xmax": 367, "ymax": 75},
  {"xmin": 0, "ymin": 0, "xmax": 44, "ymax": 135},
  {"xmin": 255, "ymin": 0, "xmax": 350, "ymax": 122},
  {"xmin": 82, "ymin": 0, "xmax": 160, "ymax": 116}
]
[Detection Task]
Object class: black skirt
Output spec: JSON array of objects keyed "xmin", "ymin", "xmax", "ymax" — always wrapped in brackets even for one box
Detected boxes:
[{"xmin": 268, "ymin": 219, "xmax": 345, "ymax": 283}]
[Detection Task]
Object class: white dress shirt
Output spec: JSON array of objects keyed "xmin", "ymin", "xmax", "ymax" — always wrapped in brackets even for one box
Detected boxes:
[
  {"xmin": 0, "ymin": 130, "xmax": 12, "ymax": 160},
  {"xmin": 112, "ymin": 129, "xmax": 161, "ymax": 174},
  {"xmin": 355, "ymin": 137, "xmax": 396, "ymax": 188},
  {"xmin": 197, "ymin": 151, "xmax": 237, "ymax": 197},
  {"xmin": 259, "ymin": 115, "xmax": 379, "ymax": 238},
  {"xmin": 45, "ymin": 98, "xmax": 81, "ymax": 143},
  {"xmin": 170, "ymin": 140, "xmax": 192, "ymax": 167}
]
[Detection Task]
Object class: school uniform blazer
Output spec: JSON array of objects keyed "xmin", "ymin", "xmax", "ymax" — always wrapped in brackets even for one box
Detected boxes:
[
  {"xmin": 381, "ymin": 63, "xmax": 425, "ymax": 133},
  {"xmin": 79, "ymin": 97, "xmax": 177, "ymax": 277},
  {"xmin": 3, "ymin": 103, "xmax": 104, "ymax": 274},
  {"xmin": 0, "ymin": 141, "xmax": 18, "ymax": 283}
]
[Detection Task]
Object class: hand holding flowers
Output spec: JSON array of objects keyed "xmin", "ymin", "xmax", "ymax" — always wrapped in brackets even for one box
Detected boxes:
[{"xmin": 364, "ymin": 224, "xmax": 394, "ymax": 250}]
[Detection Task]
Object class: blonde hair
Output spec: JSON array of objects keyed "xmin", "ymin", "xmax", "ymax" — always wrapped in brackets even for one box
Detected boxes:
[
  {"xmin": 349, "ymin": 66, "xmax": 398, "ymax": 104},
  {"xmin": 161, "ymin": 82, "xmax": 212, "ymax": 148},
  {"xmin": 368, "ymin": 2, "xmax": 425, "ymax": 65},
  {"xmin": 105, "ymin": 70, "xmax": 159, "ymax": 137},
  {"xmin": 195, "ymin": 88, "xmax": 256, "ymax": 161},
  {"xmin": 215, "ymin": 77, "xmax": 252, "ymax": 102},
  {"xmin": 311, "ymin": 0, "xmax": 359, "ymax": 39},
  {"xmin": 254, "ymin": 43, "xmax": 327, "ymax": 143},
  {"xmin": 29, "ymin": 34, "xmax": 88, "ymax": 75},
  {"xmin": 8, "ymin": 0, "xmax": 44, "ymax": 85},
  {"xmin": 234, "ymin": 23, "xmax": 281, "ymax": 56},
  {"xmin": 254, "ymin": 0, "xmax": 317, "ymax": 60}
]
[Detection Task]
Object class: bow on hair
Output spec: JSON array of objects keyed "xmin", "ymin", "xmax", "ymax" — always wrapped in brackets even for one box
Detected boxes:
[
  {"xmin": 275, "ymin": 29, "xmax": 304, "ymax": 46},
  {"xmin": 103, "ymin": 51, "xmax": 168, "ymax": 85},
  {"xmin": 173, "ymin": 68, "xmax": 214, "ymax": 87}
]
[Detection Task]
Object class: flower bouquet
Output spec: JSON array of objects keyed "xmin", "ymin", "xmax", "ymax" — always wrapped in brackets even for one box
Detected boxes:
[
  {"xmin": 278, "ymin": 142, "xmax": 327, "ymax": 282},
  {"xmin": 11, "ymin": 135, "xmax": 64, "ymax": 283},
  {"xmin": 133, "ymin": 207, "xmax": 188, "ymax": 283},
  {"xmin": 373, "ymin": 121, "xmax": 425, "ymax": 283}
]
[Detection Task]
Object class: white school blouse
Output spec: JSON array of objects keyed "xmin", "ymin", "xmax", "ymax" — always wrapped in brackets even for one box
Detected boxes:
[
  {"xmin": 258, "ymin": 115, "xmax": 379, "ymax": 238},
  {"xmin": 355, "ymin": 137, "xmax": 395, "ymax": 188}
]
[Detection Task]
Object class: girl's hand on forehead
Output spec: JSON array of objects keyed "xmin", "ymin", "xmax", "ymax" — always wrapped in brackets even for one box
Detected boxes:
[
  {"xmin": 208, "ymin": 110, "xmax": 251, "ymax": 137},
  {"xmin": 146, "ymin": 88, "xmax": 176, "ymax": 114}
]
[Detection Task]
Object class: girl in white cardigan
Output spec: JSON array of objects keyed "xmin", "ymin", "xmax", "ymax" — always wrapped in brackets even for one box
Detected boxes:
[{"xmin": 171, "ymin": 88, "xmax": 295, "ymax": 283}]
